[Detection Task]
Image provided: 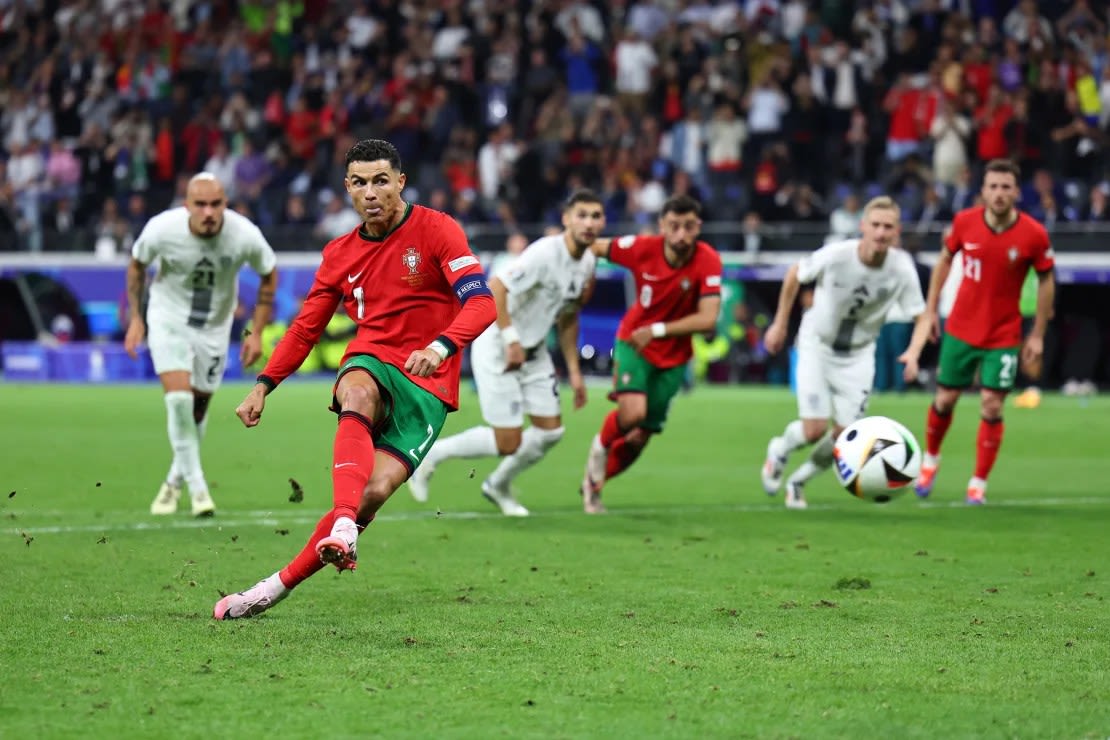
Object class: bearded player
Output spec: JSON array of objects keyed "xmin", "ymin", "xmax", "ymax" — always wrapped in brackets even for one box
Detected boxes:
[
  {"xmin": 578, "ymin": 195, "xmax": 723, "ymax": 514},
  {"xmin": 915, "ymin": 159, "xmax": 1055, "ymax": 504},
  {"xmin": 214, "ymin": 139, "xmax": 496, "ymax": 619}
]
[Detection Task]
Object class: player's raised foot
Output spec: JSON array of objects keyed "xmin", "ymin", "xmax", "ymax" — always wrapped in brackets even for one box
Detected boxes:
[
  {"xmin": 213, "ymin": 574, "xmax": 290, "ymax": 620},
  {"xmin": 481, "ymin": 478, "xmax": 529, "ymax": 517},
  {"xmin": 408, "ymin": 458, "xmax": 435, "ymax": 503},
  {"xmin": 784, "ymin": 480, "xmax": 808, "ymax": 510},
  {"xmin": 761, "ymin": 436, "xmax": 788, "ymax": 495},
  {"xmin": 150, "ymin": 481, "xmax": 182, "ymax": 515},
  {"xmin": 190, "ymin": 489, "xmax": 216, "ymax": 517},
  {"xmin": 966, "ymin": 477, "xmax": 987, "ymax": 505},
  {"xmin": 316, "ymin": 517, "xmax": 358, "ymax": 571},
  {"xmin": 914, "ymin": 459, "xmax": 939, "ymax": 498}
]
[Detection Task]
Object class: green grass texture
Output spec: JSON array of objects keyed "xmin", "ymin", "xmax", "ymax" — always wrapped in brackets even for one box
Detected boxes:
[{"xmin": 1, "ymin": 382, "xmax": 1108, "ymax": 739}]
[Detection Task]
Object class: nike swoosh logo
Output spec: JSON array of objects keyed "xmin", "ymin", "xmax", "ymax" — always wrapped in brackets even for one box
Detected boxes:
[
  {"xmin": 642, "ymin": 273, "xmax": 659, "ymax": 281},
  {"xmin": 347, "ymin": 272, "xmax": 363, "ymax": 283},
  {"xmin": 334, "ymin": 462, "xmax": 359, "ymax": 469},
  {"xmin": 964, "ymin": 244, "xmax": 980, "ymax": 251}
]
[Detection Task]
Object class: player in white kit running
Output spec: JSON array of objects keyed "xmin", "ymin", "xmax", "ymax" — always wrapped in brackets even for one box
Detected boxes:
[
  {"xmin": 407, "ymin": 190, "xmax": 605, "ymax": 515},
  {"xmin": 124, "ymin": 173, "xmax": 278, "ymax": 516},
  {"xmin": 761, "ymin": 196, "xmax": 929, "ymax": 509}
]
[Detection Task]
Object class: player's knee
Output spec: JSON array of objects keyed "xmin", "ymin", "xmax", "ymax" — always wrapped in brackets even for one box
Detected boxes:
[
  {"xmin": 802, "ymin": 420, "xmax": 827, "ymax": 443},
  {"xmin": 980, "ymin": 395, "xmax": 1004, "ymax": 419},
  {"xmin": 192, "ymin": 394, "xmax": 211, "ymax": 424},
  {"xmin": 339, "ymin": 382, "xmax": 380, "ymax": 416},
  {"xmin": 625, "ymin": 427, "xmax": 651, "ymax": 450},
  {"xmin": 534, "ymin": 425, "xmax": 564, "ymax": 451}
]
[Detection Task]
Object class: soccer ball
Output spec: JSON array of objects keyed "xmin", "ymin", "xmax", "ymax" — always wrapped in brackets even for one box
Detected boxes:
[{"xmin": 833, "ymin": 416, "xmax": 922, "ymax": 503}]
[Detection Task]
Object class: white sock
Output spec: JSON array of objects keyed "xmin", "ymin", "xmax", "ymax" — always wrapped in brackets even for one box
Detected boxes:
[
  {"xmin": 781, "ymin": 420, "xmax": 808, "ymax": 453},
  {"xmin": 923, "ymin": 452, "xmax": 940, "ymax": 468},
  {"xmin": 428, "ymin": 426, "xmax": 499, "ymax": 465},
  {"xmin": 165, "ymin": 391, "xmax": 208, "ymax": 496},
  {"xmin": 788, "ymin": 433, "xmax": 835, "ymax": 485},
  {"xmin": 488, "ymin": 426, "xmax": 565, "ymax": 487},
  {"xmin": 265, "ymin": 571, "xmax": 292, "ymax": 595},
  {"xmin": 196, "ymin": 413, "xmax": 208, "ymax": 443}
]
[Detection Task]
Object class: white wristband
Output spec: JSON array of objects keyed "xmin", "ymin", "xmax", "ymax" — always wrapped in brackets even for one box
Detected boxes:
[
  {"xmin": 651, "ymin": 322, "xmax": 667, "ymax": 338},
  {"xmin": 426, "ymin": 341, "xmax": 449, "ymax": 361},
  {"xmin": 500, "ymin": 325, "xmax": 521, "ymax": 347}
]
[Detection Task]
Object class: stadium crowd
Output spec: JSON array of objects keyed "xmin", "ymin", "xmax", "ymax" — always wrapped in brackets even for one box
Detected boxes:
[{"xmin": 3, "ymin": 0, "xmax": 1110, "ymax": 253}]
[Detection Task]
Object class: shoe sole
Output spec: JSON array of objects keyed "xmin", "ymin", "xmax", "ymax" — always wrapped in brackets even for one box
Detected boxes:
[{"xmin": 316, "ymin": 536, "xmax": 357, "ymax": 571}]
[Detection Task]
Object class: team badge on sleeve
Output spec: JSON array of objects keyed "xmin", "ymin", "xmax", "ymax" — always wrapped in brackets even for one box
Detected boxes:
[
  {"xmin": 706, "ymin": 275, "xmax": 721, "ymax": 287},
  {"xmin": 617, "ymin": 235, "xmax": 636, "ymax": 249}
]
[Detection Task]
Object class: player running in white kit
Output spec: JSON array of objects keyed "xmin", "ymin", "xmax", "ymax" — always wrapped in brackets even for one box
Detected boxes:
[
  {"xmin": 125, "ymin": 173, "xmax": 278, "ymax": 516},
  {"xmin": 407, "ymin": 190, "xmax": 605, "ymax": 515},
  {"xmin": 761, "ymin": 196, "xmax": 929, "ymax": 509}
]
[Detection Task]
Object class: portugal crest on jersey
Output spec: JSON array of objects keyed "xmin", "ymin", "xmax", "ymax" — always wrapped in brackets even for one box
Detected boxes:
[
  {"xmin": 403, "ymin": 246, "xmax": 422, "ymax": 274},
  {"xmin": 1008, "ymin": 247, "xmax": 1019, "ymax": 263}
]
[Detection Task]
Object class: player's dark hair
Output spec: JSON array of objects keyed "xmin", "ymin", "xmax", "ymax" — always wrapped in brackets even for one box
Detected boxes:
[
  {"xmin": 984, "ymin": 158, "xmax": 1020, "ymax": 181},
  {"xmin": 563, "ymin": 189, "xmax": 603, "ymax": 210},
  {"xmin": 345, "ymin": 139, "xmax": 403, "ymax": 172},
  {"xmin": 659, "ymin": 194, "xmax": 702, "ymax": 218}
]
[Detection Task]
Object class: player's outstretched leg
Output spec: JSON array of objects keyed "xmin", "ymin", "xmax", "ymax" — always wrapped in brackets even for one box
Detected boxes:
[
  {"xmin": 916, "ymin": 403, "xmax": 954, "ymax": 498},
  {"xmin": 408, "ymin": 426, "xmax": 499, "ymax": 503},
  {"xmin": 782, "ymin": 431, "xmax": 834, "ymax": 510},
  {"xmin": 761, "ymin": 420, "xmax": 808, "ymax": 495}
]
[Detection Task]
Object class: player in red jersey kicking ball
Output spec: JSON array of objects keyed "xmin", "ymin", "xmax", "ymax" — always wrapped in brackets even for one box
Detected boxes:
[
  {"xmin": 578, "ymin": 195, "xmax": 723, "ymax": 513},
  {"xmin": 916, "ymin": 159, "xmax": 1055, "ymax": 505},
  {"xmin": 214, "ymin": 139, "xmax": 495, "ymax": 619}
]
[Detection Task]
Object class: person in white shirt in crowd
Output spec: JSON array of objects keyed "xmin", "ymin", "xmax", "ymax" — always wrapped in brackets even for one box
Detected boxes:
[
  {"xmin": 827, "ymin": 192, "xmax": 862, "ymax": 242},
  {"xmin": 760, "ymin": 196, "xmax": 929, "ymax": 509},
  {"xmin": 614, "ymin": 27, "xmax": 658, "ymax": 115},
  {"xmin": 124, "ymin": 172, "xmax": 278, "ymax": 517},
  {"xmin": 408, "ymin": 190, "xmax": 605, "ymax": 516}
]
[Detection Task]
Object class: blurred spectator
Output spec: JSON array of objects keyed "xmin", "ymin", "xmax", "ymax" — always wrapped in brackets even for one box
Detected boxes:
[
  {"xmin": 313, "ymin": 190, "xmax": 360, "ymax": 240},
  {"xmin": 828, "ymin": 192, "xmax": 862, "ymax": 242}
]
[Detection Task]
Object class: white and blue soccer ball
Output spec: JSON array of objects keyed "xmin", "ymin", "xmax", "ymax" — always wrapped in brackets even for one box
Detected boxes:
[{"xmin": 833, "ymin": 416, "xmax": 922, "ymax": 503}]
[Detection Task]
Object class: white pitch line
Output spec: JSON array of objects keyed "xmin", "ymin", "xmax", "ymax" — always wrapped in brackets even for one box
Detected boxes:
[{"xmin": 3, "ymin": 496, "xmax": 1109, "ymax": 536}]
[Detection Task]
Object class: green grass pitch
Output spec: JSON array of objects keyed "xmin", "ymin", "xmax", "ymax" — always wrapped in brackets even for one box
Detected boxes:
[{"xmin": 1, "ymin": 381, "xmax": 1108, "ymax": 738}]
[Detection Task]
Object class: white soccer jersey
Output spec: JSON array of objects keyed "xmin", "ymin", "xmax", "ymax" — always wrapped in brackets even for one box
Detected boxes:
[
  {"xmin": 491, "ymin": 234, "xmax": 596, "ymax": 348},
  {"xmin": 133, "ymin": 208, "xmax": 277, "ymax": 331},
  {"xmin": 796, "ymin": 239, "xmax": 925, "ymax": 354}
]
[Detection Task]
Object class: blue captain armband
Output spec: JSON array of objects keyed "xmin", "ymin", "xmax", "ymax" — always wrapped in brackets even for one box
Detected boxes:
[{"xmin": 452, "ymin": 273, "xmax": 492, "ymax": 302}]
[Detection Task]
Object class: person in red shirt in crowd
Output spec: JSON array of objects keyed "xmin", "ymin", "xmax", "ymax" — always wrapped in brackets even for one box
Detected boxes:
[
  {"xmin": 974, "ymin": 83, "xmax": 1014, "ymax": 162},
  {"xmin": 577, "ymin": 195, "xmax": 723, "ymax": 514},
  {"xmin": 916, "ymin": 159, "xmax": 1055, "ymax": 505},
  {"xmin": 214, "ymin": 138, "xmax": 496, "ymax": 619}
]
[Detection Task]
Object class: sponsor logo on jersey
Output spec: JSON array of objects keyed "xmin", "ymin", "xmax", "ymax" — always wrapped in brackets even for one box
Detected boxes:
[
  {"xmin": 617, "ymin": 235, "xmax": 636, "ymax": 249},
  {"xmin": 448, "ymin": 255, "xmax": 479, "ymax": 272},
  {"xmin": 706, "ymin": 275, "xmax": 721, "ymax": 287},
  {"xmin": 403, "ymin": 246, "xmax": 422, "ymax": 274}
]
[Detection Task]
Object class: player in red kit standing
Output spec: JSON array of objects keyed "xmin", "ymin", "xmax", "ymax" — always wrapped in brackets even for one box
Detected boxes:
[
  {"xmin": 915, "ymin": 159, "xmax": 1055, "ymax": 504},
  {"xmin": 579, "ymin": 195, "xmax": 723, "ymax": 513},
  {"xmin": 214, "ymin": 139, "xmax": 496, "ymax": 619}
]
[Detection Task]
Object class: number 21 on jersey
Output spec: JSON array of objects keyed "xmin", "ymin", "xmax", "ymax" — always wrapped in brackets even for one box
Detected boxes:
[{"xmin": 963, "ymin": 256, "xmax": 981, "ymax": 282}]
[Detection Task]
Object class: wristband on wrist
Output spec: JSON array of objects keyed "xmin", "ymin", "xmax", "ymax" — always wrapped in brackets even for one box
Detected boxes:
[
  {"xmin": 427, "ymin": 341, "xmax": 449, "ymax": 361},
  {"xmin": 651, "ymin": 322, "xmax": 667, "ymax": 338},
  {"xmin": 501, "ymin": 325, "xmax": 521, "ymax": 347}
]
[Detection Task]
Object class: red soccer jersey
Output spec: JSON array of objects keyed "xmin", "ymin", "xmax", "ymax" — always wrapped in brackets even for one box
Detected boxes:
[
  {"xmin": 607, "ymin": 234, "xmax": 723, "ymax": 368},
  {"xmin": 261, "ymin": 204, "xmax": 495, "ymax": 410},
  {"xmin": 944, "ymin": 206, "xmax": 1054, "ymax": 348}
]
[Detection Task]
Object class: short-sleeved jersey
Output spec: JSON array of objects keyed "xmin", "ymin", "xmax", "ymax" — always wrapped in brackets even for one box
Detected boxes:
[
  {"xmin": 262, "ymin": 204, "xmax": 490, "ymax": 410},
  {"xmin": 132, "ymin": 208, "xmax": 277, "ymax": 331},
  {"xmin": 944, "ymin": 206, "xmax": 1054, "ymax": 348},
  {"xmin": 492, "ymin": 233, "xmax": 596, "ymax": 348},
  {"xmin": 607, "ymin": 234, "xmax": 723, "ymax": 368},
  {"xmin": 796, "ymin": 240, "xmax": 926, "ymax": 355}
]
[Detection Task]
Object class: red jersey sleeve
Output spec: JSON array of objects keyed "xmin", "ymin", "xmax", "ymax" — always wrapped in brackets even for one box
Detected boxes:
[
  {"xmin": 944, "ymin": 212, "xmax": 966, "ymax": 255},
  {"xmin": 606, "ymin": 235, "xmax": 641, "ymax": 269},
  {"xmin": 430, "ymin": 216, "xmax": 495, "ymax": 356},
  {"xmin": 257, "ymin": 250, "xmax": 342, "ymax": 390},
  {"xmin": 700, "ymin": 246, "xmax": 724, "ymax": 297},
  {"xmin": 1031, "ymin": 222, "xmax": 1055, "ymax": 273}
]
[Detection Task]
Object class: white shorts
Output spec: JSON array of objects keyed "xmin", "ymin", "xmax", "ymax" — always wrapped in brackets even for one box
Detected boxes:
[
  {"xmin": 794, "ymin": 341, "xmax": 874, "ymax": 427},
  {"xmin": 470, "ymin": 329, "xmax": 560, "ymax": 428},
  {"xmin": 147, "ymin": 320, "xmax": 230, "ymax": 394}
]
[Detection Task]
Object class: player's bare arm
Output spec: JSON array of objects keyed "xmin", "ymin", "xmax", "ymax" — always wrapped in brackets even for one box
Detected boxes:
[
  {"xmin": 490, "ymin": 276, "xmax": 525, "ymax": 371},
  {"xmin": 764, "ymin": 263, "xmax": 801, "ymax": 355},
  {"xmin": 1022, "ymin": 269, "xmax": 1056, "ymax": 379},
  {"xmin": 923, "ymin": 247, "xmax": 955, "ymax": 342},
  {"xmin": 556, "ymin": 307, "xmax": 588, "ymax": 409},
  {"xmin": 240, "ymin": 269, "xmax": 278, "ymax": 367},
  {"xmin": 629, "ymin": 294, "xmax": 722, "ymax": 352},
  {"xmin": 898, "ymin": 311, "xmax": 934, "ymax": 383},
  {"xmin": 124, "ymin": 258, "xmax": 148, "ymax": 359}
]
